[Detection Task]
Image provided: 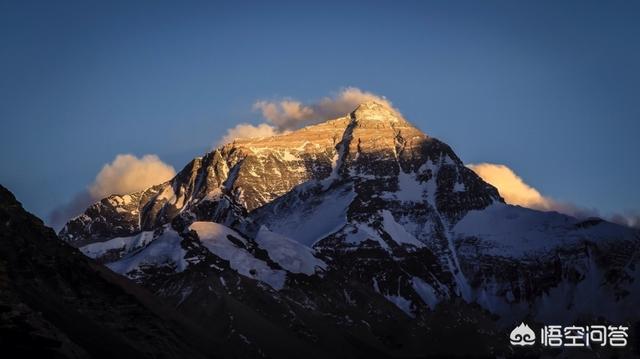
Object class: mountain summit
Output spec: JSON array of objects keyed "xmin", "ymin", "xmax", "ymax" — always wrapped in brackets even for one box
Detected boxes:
[
  {"xmin": 351, "ymin": 100, "xmax": 402, "ymax": 122},
  {"xmin": 61, "ymin": 101, "xmax": 499, "ymax": 241},
  {"xmin": 59, "ymin": 103, "xmax": 640, "ymax": 357}
]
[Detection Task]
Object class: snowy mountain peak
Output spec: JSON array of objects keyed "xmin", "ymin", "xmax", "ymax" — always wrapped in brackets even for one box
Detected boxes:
[
  {"xmin": 351, "ymin": 100, "xmax": 401, "ymax": 123},
  {"xmin": 57, "ymin": 100, "xmax": 640, "ymax": 356},
  {"xmin": 60, "ymin": 102, "xmax": 498, "ymax": 242}
]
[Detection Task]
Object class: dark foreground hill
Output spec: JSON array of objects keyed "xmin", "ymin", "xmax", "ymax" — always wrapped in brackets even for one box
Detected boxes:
[{"xmin": 0, "ymin": 184, "xmax": 218, "ymax": 358}]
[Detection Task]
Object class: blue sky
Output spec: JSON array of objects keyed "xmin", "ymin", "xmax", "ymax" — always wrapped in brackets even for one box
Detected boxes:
[{"xmin": 1, "ymin": 0, "xmax": 638, "ymax": 222}]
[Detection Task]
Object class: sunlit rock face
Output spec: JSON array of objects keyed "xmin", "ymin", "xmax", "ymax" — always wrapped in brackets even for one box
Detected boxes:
[
  {"xmin": 58, "ymin": 101, "xmax": 640, "ymax": 358},
  {"xmin": 61, "ymin": 101, "xmax": 499, "ymax": 242}
]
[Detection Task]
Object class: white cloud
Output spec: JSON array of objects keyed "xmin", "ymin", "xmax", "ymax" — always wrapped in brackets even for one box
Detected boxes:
[
  {"xmin": 610, "ymin": 211, "xmax": 640, "ymax": 229},
  {"xmin": 468, "ymin": 163, "xmax": 608, "ymax": 220},
  {"xmin": 253, "ymin": 87, "xmax": 395, "ymax": 131},
  {"xmin": 218, "ymin": 123, "xmax": 281, "ymax": 146},
  {"xmin": 49, "ymin": 154, "xmax": 175, "ymax": 230},
  {"xmin": 470, "ymin": 162, "xmax": 640, "ymax": 229},
  {"xmin": 467, "ymin": 163, "xmax": 555, "ymax": 211},
  {"xmin": 252, "ymin": 100, "xmax": 315, "ymax": 130},
  {"xmin": 89, "ymin": 154, "xmax": 176, "ymax": 198},
  {"xmin": 217, "ymin": 87, "xmax": 395, "ymax": 145}
]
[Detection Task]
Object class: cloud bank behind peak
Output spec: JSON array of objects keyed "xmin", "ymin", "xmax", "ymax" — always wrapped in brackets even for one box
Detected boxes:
[
  {"xmin": 49, "ymin": 154, "xmax": 175, "ymax": 230},
  {"xmin": 468, "ymin": 162, "xmax": 639, "ymax": 229},
  {"xmin": 218, "ymin": 87, "xmax": 394, "ymax": 146}
]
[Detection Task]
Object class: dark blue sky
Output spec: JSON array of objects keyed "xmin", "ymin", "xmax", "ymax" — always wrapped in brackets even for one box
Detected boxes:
[{"xmin": 1, "ymin": 0, "xmax": 639, "ymax": 220}]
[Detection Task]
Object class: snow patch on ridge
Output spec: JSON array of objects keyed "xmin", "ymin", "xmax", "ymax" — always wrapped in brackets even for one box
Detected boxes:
[
  {"xmin": 384, "ymin": 171, "xmax": 425, "ymax": 202},
  {"xmin": 412, "ymin": 277, "xmax": 439, "ymax": 310},
  {"xmin": 80, "ymin": 230, "xmax": 156, "ymax": 259},
  {"xmin": 384, "ymin": 294, "xmax": 414, "ymax": 318},
  {"xmin": 453, "ymin": 202, "xmax": 580, "ymax": 257},
  {"xmin": 189, "ymin": 222, "xmax": 286, "ymax": 290},
  {"xmin": 343, "ymin": 223, "xmax": 391, "ymax": 251},
  {"xmin": 108, "ymin": 225, "xmax": 188, "ymax": 278},
  {"xmin": 255, "ymin": 226, "xmax": 327, "ymax": 275},
  {"xmin": 261, "ymin": 185, "xmax": 357, "ymax": 247},
  {"xmin": 397, "ymin": 171, "xmax": 425, "ymax": 201},
  {"xmin": 190, "ymin": 221, "xmax": 247, "ymax": 245},
  {"xmin": 380, "ymin": 210, "xmax": 425, "ymax": 247}
]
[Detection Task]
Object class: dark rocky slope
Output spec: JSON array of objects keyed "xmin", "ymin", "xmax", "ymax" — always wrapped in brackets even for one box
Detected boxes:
[{"xmin": 0, "ymin": 185, "xmax": 216, "ymax": 358}]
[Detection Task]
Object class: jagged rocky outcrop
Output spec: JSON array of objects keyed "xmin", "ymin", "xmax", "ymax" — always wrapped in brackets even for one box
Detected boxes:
[{"xmin": 59, "ymin": 101, "xmax": 640, "ymax": 357}]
